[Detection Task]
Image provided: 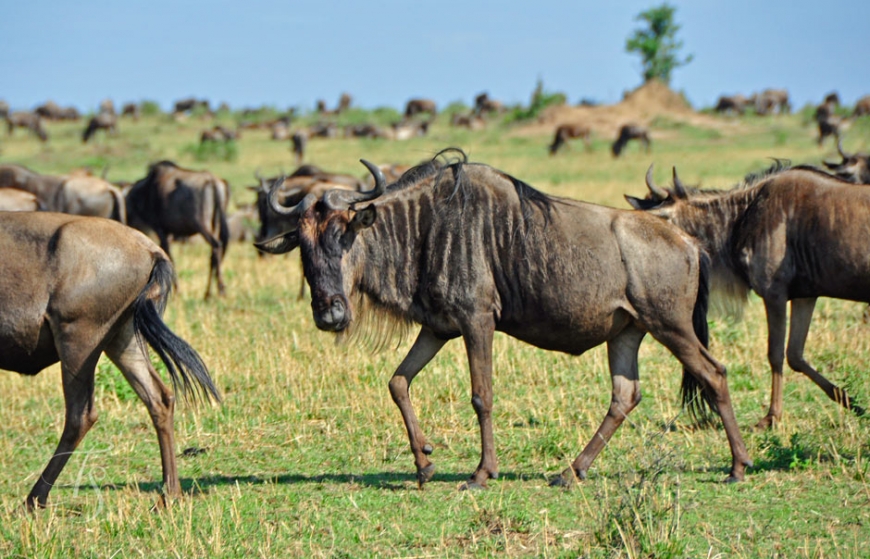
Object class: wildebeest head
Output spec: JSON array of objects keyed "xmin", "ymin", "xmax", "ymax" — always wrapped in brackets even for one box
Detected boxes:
[
  {"xmin": 823, "ymin": 140, "xmax": 870, "ymax": 184},
  {"xmin": 254, "ymin": 160, "xmax": 387, "ymax": 331}
]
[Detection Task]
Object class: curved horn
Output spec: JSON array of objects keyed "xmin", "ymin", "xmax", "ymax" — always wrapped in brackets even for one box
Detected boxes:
[
  {"xmin": 645, "ymin": 164, "xmax": 669, "ymax": 200},
  {"xmin": 837, "ymin": 137, "xmax": 850, "ymax": 160},
  {"xmin": 267, "ymin": 175, "xmax": 300, "ymax": 215},
  {"xmin": 322, "ymin": 159, "xmax": 388, "ymax": 210},
  {"xmin": 672, "ymin": 167, "xmax": 688, "ymax": 198}
]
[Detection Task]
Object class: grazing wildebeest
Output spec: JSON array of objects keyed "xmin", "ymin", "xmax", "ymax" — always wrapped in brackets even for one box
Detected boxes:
[
  {"xmin": 200, "ymin": 125, "xmax": 239, "ymax": 143},
  {"xmin": 626, "ymin": 163, "xmax": 870, "ymax": 429},
  {"xmin": 404, "ymin": 98, "xmax": 437, "ymax": 119},
  {"xmin": 714, "ymin": 94, "xmax": 749, "ymax": 115},
  {"xmin": 0, "ymin": 212, "xmax": 220, "ymax": 510},
  {"xmin": 56, "ymin": 174, "xmax": 127, "ymax": 223},
  {"xmin": 548, "ymin": 123, "xmax": 592, "ymax": 155},
  {"xmin": 611, "ymin": 124, "xmax": 651, "ymax": 157},
  {"xmin": 256, "ymin": 149, "xmax": 752, "ymax": 488},
  {"xmin": 0, "ymin": 164, "xmax": 65, "ymax": 209},
  {"xmin": 126, "ymin": 160, "xmax": 230, "ymax": 299},
  {"xmin": 751, "ymin": 89, "xmax": 791, "ymax": 115},
  {"xmin": 6, "ymin": 111, "xmax": 48, "ymax": 142},
  {"xmin": 0, "ymin": 187, "xmax": 42, "ymax": 211},
  {"xmin": 82, "ymin": 112, "xmax": 118, "ymax": 143},
  {"xmin": 823, "ymin": 139, "xmax": 870, "ymax": 184},
  {"xmin": 122, "ymin": 102, "xmax": 141, "ymax": 120},
  {"xmin": 852, "ymin": 95, "xmax": 870, "ymax": 117}
]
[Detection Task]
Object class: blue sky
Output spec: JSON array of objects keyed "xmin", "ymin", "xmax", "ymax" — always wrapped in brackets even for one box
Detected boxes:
[{"xmin": 3, "ymin": 0, "xmax": 868, "ymax": 114}]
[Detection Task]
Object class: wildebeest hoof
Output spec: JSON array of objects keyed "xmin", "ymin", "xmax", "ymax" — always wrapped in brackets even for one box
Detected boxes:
[
  {"xmin": 549, "ymin": 468, "xmax": 583, "ymax": 488},
  {"xmin": 459, "ymin": 480, "xmax": 487, "ymax": 491},
  {"xmin": 416, "ymin": 464, "xmax": 435, "ymax": 487},
  {"xmin": 422, "ymin": 444, "xmax": 434, "ymax": 455},
  {"xmin": 723, "ymin": 474, "xmax": 743, "ymax": 484}
]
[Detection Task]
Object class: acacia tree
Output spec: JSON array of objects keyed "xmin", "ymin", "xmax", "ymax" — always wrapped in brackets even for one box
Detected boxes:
[{"xmin": 626, "ymin": 4, "xmax": 693, "ymax": 84}]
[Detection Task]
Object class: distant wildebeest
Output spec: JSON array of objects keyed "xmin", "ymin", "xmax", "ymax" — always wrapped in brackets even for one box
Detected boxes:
[
  {"xmin": 0, "ymin": 187, "xmax": 42, "ymax": 211},
  {"xmin": 751, "ymin": 89, "xmax": 791, "ymax": 115},
  {"xmin": 814, "ymin": 99, "xmax": 844, "ymax": 147},
  {"xmin": 173, "ymin": 97, "xmax": 211, "ymax": 116},
  {"xmin": 255, "ymin": 149, "xmax": 752, "ymax": 488},
  {"xmin": 611, "ymin": 124, "xmax": 651, "ymax": 157},
  {"xmin": 338, "ymin": 92, "xmax": 352, "ymax": 113},
  {"xmin": 126, "ymin": 160, "xmax": 230, "ymax": 299},
  {"xmin": 344, "ymin": 123, "xmax": 389, "ymax": 139},
  {"xmin": 34, "ymin": 100, "xmax": 77, "ymax": 121},
  {"xmin": 824, "ymin": 139, "xmax": 870, "ymax": 184},
  {"xmin": 291, "ymin": 131, "xmax": 307, "ymax": 166},
  {"xmin": 0, "ymin": 212, "xmax": 220, "ymax": 510},
  {"xmin": 6, "ymin": 111, "xmax": 48, "ymax": 142},
  {"xmin": 0, "ymin": 164, "xmax": 65, "ymax": 208},
  {"xmin": 548, "ymin": 123, "xmax": 592, "ymax": 155},
  {"xmin": 473, "ymin": 92, "xmax": 503, "ymax": 116},
  {"xmin": 121, "ymin": 102, "xmax": 141, "ymax": 120},
  {"xmin": 626, "ymin": 163, "xmax": 870, "ymax": 429},
  {"xmin": 82, "ymin": 112, "xmax": 118, "ymax": 143},
  {"xmin": 450, "ymin": 113, "xmax": 486, "ymax": 130},
  {"xmin": 200, "ymin": 125, "xmax": 238, "ymax": 143},
  {"xmin": 404, "ymin": 98, "xmax": 437, "ymax": 119},
  {"xmin": 99, "ymin": 98, "xmax": 116, "ymax": 116},
  {"xmin": 714, "ymin": 94, "xmax": 749, "ymax": 115},
  {"xmin": 56, "ymin": 173, "xmax": 127, "ymax": 223},
  {"xmin": 390, "ymin": 119, "xmax": 429, "ymax": 141},
  {"xmin": 853, "ymin": 95, "xmax": 870, "ymax": 117}
]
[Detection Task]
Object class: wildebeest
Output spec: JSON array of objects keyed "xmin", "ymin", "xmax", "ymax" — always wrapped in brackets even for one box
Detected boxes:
[
  {"xmin": 0, "ymin": 187, "xmax": 42, "ymax": 211},
  {"xmin": 751, "ymin": 89, "xmax": 791, "ymax": 115},
  {"xmin": 126, "ymin": 160, "xmax": 230, "ymax": 299},
  {"xmin": 450, "ymin": 113, "xmax": 486, "ymax": 130},
  {"xmin": 122, "ymin": 102, "xmax": 141, "ymax": 120},
  {"xmin": 404, "ymin": 98, "xmax": 437, "ymax": 119},
  {"xmin": 852, "ymin": 95, "xmax": 870, "ymax": 117},
  {"xmin": 390, "ymin": 119, "xmax": 429, "ymax": 141},
  {"xmin": 823, "ymin": 139, "xmax": 870, "ymax": 184},
  {"xmin": 6, "ymin": 111, "xmax": 48, "ymax": 142},
  {"xmin": 344, "ymin": 123, "xmax": 389, "ymax": 139},
  {"xmin": 473, "ymin": 92, "xmax": 503, "ymax": 116},
  {"xmin": 626, "ymin": 163, "xmax": 870, "ymax": 429},
  {"xmin": 0, "ymin": 212, "xmax": 220, "ymax": 510},
  {"xmin": 548, "ymin": 123, "xmax": 592, "ymax": 155},
  {"xmin": 99, "ymin": 98, "xmax": 116, "ymax": 116},
  {"xmin": 611, "ymin": 124, "xmax": 651, "ymax": 157},
  {"xmin": 714, "ymin": 94, "xmax": 749, "ymax": 115},
  {"xmin": 174, "ymin": 97, "xmax": 211, "ymax": 115},
  {"xmin": 56, "ymin": 173, "xmax": 127, "ymax": 223},
  {"xmin": 34, "ymin": 100, "xmax": 78, "ymax": 121},
  {"xmin": 291, "ymin": 131, "xmax": 307, "ymax": 166},
  {"xmin": 82, "ymin": 112, "xmax": 118, "ymax": 143},
  {"xmin": 814, "ymin": 100, "xmax": 844, "ymax": 147},
  {"xmin": 0, "ymin": 164, "xmax": 65, "ymax": 208},
  {"xmin": 0, "ymin": 100, "xmax": 9, "ymax": 119},
  {"xmin": 200, "ymin": 125, "xmax": 239, "ymax": 143},
  {"xmin": 256, "ymin": 149, "xmax": 752, "ymax": 487}
]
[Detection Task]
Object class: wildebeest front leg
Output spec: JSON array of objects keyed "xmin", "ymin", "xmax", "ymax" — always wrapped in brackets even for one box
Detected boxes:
[
  {"xmin": 787, "ymin": 298, "xmax": 864, "ymax": 416},
  {"xmin": 388, "ymin": 328, "xmax": 447, "ymax": 487},
  {"xmin": 758, "ymin": 297, "xmax": 789, "ymax": 429},
  {"xmin": 460, "ymin": 317, "xmax": 497, "ymax": 490},
  {"xmin": 105, "ymin": 319, "xmax": 180, "ymax": 505},
  {"xmin": 552, "ymin": 326, "xmax": 645, "ymax": 487},
  {"xmin": 26, "ymin": 347, "xmax": 101, "ymax": 510}
]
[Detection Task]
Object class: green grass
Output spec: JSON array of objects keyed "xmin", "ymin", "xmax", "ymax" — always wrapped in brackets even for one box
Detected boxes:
[{"xmin": 1, "ymin": 112, "xmax": 869, "ymax": 557}]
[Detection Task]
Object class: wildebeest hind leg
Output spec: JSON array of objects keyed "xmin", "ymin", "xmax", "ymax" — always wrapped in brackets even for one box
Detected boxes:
[
  {"xmin": 199, "ymin": 230, "xmax": 225, "ymax": 299},
  {"xmin": 105, "ymin": 318, "xmax": 180, "ymax": 504},
  {"xmin": 460, "ymin": 318, "xmax": 498, "ymax": 490},
  {"xmin": 787, "ymin": 298, "xmax": 864, "ymax": 415},
  {"xmin": 388, "ymin": 328, "xmax": 446, "ymax": 487},
  {"xmin": 758, "ymin": 297, "xmax": 789, "ymax": 429},
  {"xmin": 26, "ymin": 341, "xmax": 101, "ymax": 510},
  {"xmin": 552, "ymin": 325, "xmax": 644, "ymax": 487}
]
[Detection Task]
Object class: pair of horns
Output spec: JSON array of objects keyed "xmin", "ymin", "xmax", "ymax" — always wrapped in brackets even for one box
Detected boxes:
[
  {"xmin": 267, "ymin": 159, "xmax": 386, "ymax": 216},
  {"xmin": 645, "ymin": 164, "xmax": 688, "ymax": 200}
]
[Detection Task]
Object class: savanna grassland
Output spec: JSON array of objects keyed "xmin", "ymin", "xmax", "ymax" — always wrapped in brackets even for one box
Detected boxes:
[{"xmin": 1, "ymin": 99, "xmax": 869, "ymax": 558}]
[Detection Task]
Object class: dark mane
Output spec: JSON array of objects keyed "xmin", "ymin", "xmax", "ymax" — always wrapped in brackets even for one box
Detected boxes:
[{"xmin": 675, "ymin": 159, "xmax": 854, "ymax": 197}]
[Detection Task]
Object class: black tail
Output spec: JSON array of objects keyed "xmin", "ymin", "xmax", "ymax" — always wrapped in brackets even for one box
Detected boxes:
[
  {"xmin": 681, "ymin": 250, "xmax": 718, "ymax": 425},
  {"xmin": 133, "ymin": 258, "xmax": 221, "ymax": 404}
]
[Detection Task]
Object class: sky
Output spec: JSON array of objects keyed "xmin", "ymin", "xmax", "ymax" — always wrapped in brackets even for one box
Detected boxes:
[{"xmin": 2, "ymin": 0, "xmax": 868, "ymax": 114}]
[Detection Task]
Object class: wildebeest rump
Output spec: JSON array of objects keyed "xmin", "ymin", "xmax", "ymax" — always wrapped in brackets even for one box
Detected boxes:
[
  {"xmin": 256, "ymin": 149, "xmax": 751, "ymax": 488},
  {"xmin": 0, "ymin": 212, "xmax": 220, "ymax": 509},
  {"xmin": 626, "ymin": 163, "xmax": 870, "ymax": 429},
  {"xmin": 0, "ymin": 187, "xmax": 42, "ymax": 211},
  {"xmin": 126, "ymin": 160, "xmax": 230, "ymax": 299},
  {"xmin": 56, "ymin": 173, "xmax": 127, "ymax": 223}
]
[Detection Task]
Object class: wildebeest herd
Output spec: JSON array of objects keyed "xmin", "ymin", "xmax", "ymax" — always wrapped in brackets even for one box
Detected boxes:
[{"xmin": 1, "ymin": 91, "xmax": 870, "ymax": 511}]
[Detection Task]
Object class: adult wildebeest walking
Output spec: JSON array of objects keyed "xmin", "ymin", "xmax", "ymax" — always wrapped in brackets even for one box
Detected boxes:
[
  {"xmin": 82, "ymin": 112, "xmax": 118, "ymax": 143},
  {"xmin": 626, "ymin": 163, "xmax": 870, "ymax": 429},
  {"xmin": 126, "ymin": 160, "xmax": 230, "ymax": 299},
  {"xmin": 611, "ymin": 124, "xmax": 651, "ymax": 157},
  {"xmin": 0, "ymin": 212, "xmax": 220, "ymax": 510},
  {"xmin": 256, "ymin": 149, "xmax": 751, "ymax": 488},
  {"xmin": 548, "ymin": 123, "xmax": 592, "ymax": 155}
]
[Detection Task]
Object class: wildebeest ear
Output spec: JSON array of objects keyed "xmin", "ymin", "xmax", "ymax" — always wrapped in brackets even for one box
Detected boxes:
[
  {"xmin": 253, "ymin": 231, "xmax": 299, "ymax": 254},
  {"xmin": 624, "ymin": 195, "xmax": 662, "ymax": 210},
  {"xmin": 350, "ymin": 204, "xmax": 377, "ymax": 231}
]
